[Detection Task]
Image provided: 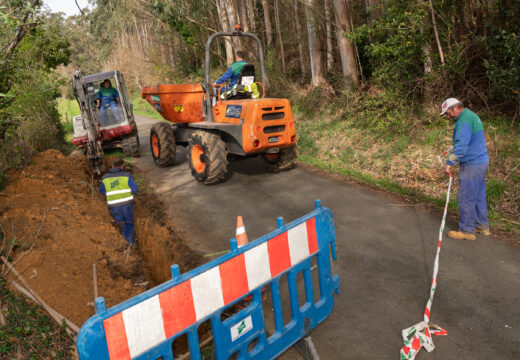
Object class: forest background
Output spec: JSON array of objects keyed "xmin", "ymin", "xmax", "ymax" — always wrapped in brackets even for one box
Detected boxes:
[{"xmin": 1, "ymin": 0, "xmax": 519, "ymax": 237}]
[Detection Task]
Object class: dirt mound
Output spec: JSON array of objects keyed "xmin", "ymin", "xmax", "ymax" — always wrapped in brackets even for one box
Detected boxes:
[{"xmin": 0, "ymin": 150, "xmax": 201, "ymax": 328}]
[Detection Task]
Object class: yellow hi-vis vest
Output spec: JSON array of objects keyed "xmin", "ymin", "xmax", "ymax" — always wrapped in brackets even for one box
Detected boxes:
[{"xmin": 102, "ymin": 176, "xmax": 133, "ymax": 206}]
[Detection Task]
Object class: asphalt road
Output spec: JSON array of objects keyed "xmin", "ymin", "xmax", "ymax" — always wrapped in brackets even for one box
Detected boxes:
[{"xmin": 133, "ymin": 115, "xmax": 519, "ymax": 359}]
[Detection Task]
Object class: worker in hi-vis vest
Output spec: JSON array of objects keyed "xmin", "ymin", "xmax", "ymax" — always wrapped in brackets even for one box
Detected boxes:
[{"xmin": 99, "ymin": 158, "xmax": 138, "ymax": 244}]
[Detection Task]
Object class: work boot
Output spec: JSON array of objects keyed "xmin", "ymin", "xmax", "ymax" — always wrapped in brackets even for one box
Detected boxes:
[
  {"xmin": 475, "ymin": 226, "xmax": 491, "ymax": 236},
  {"xmin": 447, "ymin": 230, "xmax": 476, "ymax": 241}
]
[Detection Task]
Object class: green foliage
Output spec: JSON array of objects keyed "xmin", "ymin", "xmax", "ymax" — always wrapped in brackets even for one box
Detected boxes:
[
  {"xmin": 348, "ymin": 0, "xmax": 520, "ymax": 113},
  {"xmin": 0, "ymin": 278, "xmax": 74, "ymax": 358},
  {"xmin": 482, "ymin": 30, "xmax": 520, "ymax": 104},
  {"xmin": 149, "ymin": 0, "xmax": 211, "ymax": 75},
  {"xmin": 348, "ymin": 88, "xmax": 412, "ymax": 135},
  {"xmin": 64, "ymin": 13, "xmax": 100, "ymax": 74},
  {"xmin": 21, "ymin": 18, "xmax": 71, "ymax": 70},
  {"xmin": 150, "ymin": 0, "xmax": 197, "ymax": 45},
  {"xmin": 487, "ymin": 178, "xmax": 507, "ymax": 209},
  {"xmin": 89, "ymin": 0, "xmax": 122, "ymax": 61},
  {"xmin": 393, "ymin": 135, "xmax": 410, "ymax": 153},
  {"xmin": 57, "ymin": 98, "xmax": 80, "ymax": 122},
  {"xmin": 293, "ymin": 87, "xmax": 331, "ymax": 118},
  {"xmin": 0, "ymin": 4, "xmax": 71, "ymax": 189},
  {"xmin": 349, "ymin": 0, "xmax": 429, "ymax": 91}
]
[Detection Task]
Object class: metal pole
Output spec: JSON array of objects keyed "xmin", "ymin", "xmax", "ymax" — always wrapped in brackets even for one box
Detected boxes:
[{"xmin": 204, "ymin": 31, "xmax": 267, "ymax": 122}]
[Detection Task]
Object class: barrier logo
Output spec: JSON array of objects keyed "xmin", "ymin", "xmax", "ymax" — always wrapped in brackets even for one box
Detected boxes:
[
  {"xmin": 231, "ymin": 315, "xmax": 253, "ymax": 341},
  {"xmin": 238, "ymin": 321, "xmax": 246, "ymax": 334},
  {"xmin": 225, "ymin": 105, "xmax": 242, "ymax": 119},
  {"xmin": 152, "ymin": 95, "xmax": 160, "ymax": 102}
]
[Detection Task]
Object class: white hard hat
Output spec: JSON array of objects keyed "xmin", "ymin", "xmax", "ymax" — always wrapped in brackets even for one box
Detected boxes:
[{"xmin": 440, "ymin": 98, "xmax": 460, "ymax": 116}]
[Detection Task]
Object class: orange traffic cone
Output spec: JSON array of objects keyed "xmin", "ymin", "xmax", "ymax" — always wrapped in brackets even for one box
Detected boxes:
[
  {"xmin": 236, "ymin": 216, "xmax": 248, "ymax": 247},
  {"xmin": 234, "ymin": 216, "xmax": 266, "ymax": 310}
]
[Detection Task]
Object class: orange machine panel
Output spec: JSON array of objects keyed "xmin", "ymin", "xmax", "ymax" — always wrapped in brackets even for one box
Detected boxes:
[
  {"xmin": 141, "ymin": 84, "xmax": 204, "ymax": 123},
  {"xmin": 213, "ymin": 98, "xmax": 297, "ymax": 153}
]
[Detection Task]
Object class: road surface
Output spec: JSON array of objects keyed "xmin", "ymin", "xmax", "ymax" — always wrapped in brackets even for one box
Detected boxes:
[{"xmin": 134, "ymin": 115, "xmax": 519, "ymax": 359}]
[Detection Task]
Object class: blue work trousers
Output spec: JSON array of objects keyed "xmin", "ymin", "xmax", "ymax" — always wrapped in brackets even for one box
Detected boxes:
[
  {"xmin": 110, "ymin": 205, "xmax": 135, "ymax": 244},
  {"xmin": 457, "ymin": 162, "xmax": 489, "ymax": 233},
  {"xmin": 99, "ymin": 101, "xmax": 119, "ymax": 125}
]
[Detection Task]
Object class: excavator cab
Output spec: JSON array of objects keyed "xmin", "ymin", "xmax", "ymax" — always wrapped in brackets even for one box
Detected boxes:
[{"xmin": 72, "ymin": 70, "xmax": 140, "ymax": 174}]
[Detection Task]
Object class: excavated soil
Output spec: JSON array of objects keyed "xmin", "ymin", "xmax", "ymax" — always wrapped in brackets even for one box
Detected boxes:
[{"xmin": 0, "ymin": 150, "xmax": 202, "ymax": 328}]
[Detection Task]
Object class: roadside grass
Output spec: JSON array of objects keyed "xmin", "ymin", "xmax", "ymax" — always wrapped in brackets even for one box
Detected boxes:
[
  {"xmin": 57, "ymin": 98, "xmax": 80, "ymax": 143},
  {"xmin": 294, "ymin": 90, "xmax": 520, "ymax": 240},
  {"xmin": 130, "ymin": 90, "xmax": 165, "ymax": 121},
  {"xmin": 0, "ymin": 277, "xmax": 74, "ymax": 358},
  {"xmin": 57, "ymin": 98, "xmax": 80, "ymax": 122}
]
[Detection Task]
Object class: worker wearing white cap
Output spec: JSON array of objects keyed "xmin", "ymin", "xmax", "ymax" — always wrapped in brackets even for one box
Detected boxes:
[{"xmin": 441, "ymin": 98, "xmax": 490, "ymax": 240}]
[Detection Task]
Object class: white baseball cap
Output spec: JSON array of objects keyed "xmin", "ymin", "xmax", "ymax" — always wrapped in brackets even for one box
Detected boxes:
[{"xmin": 440, "ymin": 98, "xmax": 460, "ymax": 116}]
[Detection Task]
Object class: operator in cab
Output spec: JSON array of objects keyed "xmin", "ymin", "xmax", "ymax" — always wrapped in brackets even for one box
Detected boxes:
[
  {"xmin": 215, "ymin": 50, "xmax": 247, "ymax": 92},
  {"xmin": 96, "ymin": 79, "xmax": 120, "ymax": 125}
]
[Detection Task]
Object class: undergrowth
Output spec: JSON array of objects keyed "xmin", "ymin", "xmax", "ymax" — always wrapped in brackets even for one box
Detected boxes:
[{"xmin": 0, "ymin": 278, "xmax": 74, "ymax": 358}]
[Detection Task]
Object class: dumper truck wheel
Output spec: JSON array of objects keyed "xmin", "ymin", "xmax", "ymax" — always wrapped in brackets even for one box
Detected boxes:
[
  {"xmin": 122, "ymin": 133, "xmax": 140, "ymax": 157},
  {"xmin": 150, "ymin": 123, "xmax": 176, "ymax": 167},
  {"xmin": 188, "ymin": 131, "xmax": 229, "ymax": 184},
  {"xmin": 261, "ymin": 146, "xmax": 297, "ymax": 172}
]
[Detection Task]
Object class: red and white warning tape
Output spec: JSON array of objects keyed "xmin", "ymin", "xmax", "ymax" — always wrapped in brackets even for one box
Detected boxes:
[{"xmin": 400, "ymin": 154, "xmax": 452, "ymax": 359}]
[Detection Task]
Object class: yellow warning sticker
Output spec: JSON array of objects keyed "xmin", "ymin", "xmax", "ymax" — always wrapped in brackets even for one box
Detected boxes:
[{"xmin": 173, "ymin": 105, "xmax": 184, "ymax": 112}]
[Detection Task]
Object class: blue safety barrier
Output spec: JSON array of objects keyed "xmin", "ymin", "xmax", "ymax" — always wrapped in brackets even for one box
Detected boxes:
[{"xmin": 77, "ymin": 199, "xmax": 340, "ymax": 360}]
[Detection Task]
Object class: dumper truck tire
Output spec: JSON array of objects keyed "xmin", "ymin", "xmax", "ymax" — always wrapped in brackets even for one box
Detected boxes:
[
  {"xmin": 122, "ymin": 133, "xmax": 140, "ymax": 157},
  {"xmin": 150, "ymin": 123, "xmax": 176, "ymax": 167},
  {"xmin": 188, "ymin": 131, "xmax": 229, "ymax": 184},
  {"xmin": 261, "ymin": 146, "xmax": 297, "ymax": 172}
]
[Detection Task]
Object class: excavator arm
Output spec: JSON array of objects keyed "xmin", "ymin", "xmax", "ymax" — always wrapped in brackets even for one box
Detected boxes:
[{"xmin": 72, "ymin": 71, "xmax": 105, "ymax": 175}]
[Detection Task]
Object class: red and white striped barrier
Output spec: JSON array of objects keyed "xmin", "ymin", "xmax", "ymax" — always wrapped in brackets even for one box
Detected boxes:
[{"xmin": 103, "ymin": 218, "xmax": 318, "ymax": 359}]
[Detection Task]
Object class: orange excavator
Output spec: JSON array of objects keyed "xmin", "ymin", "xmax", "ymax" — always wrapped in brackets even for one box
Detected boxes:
[{"xmin": 141, "ymin": 25, "xmax": 297, "ymax": 184}]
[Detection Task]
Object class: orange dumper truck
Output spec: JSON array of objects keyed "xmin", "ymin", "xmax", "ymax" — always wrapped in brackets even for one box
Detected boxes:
[{"xmin": 141, "ymin": 26, "xmax": 297, "ymax": 184}]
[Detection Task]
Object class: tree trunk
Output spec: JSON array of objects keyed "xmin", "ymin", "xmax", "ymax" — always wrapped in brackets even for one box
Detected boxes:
[
  {"xmin": 294, "ymin": 0, "xmax": 307, "ymax": 75},
  {"xmin": 324, "ymin": 0, "xmax": 334, "ymax": 71},
  {"xmin": 224, "ymin": 0, "xmax": 243, "ymax": 49},
  {"xmin": 2, "ymin": 0, "xmax": 41, "ymax": 61},
  {"xmin": 240, "ymin": 0, "xmax": 249, "ymax": 32},
  {"xmin": 428, "ymin": 0, "xmax": 445, "ymax": 65},
  {"xmin": 216, "ymin": 0, "xmax": 234, "ymax": 66},
  {"xmin": 416, "ymin": 0, "xmax": 433, "ymax": 77},
  {"xmin": 262, "ymin": 0, "xmax": 274, "ymax": 49},
  {"xmin": 332, "ymin": 0, "xmax": 360, "ymax": 88},
  {"xmin": 168, "ymin": 34, "xmax": 176, "ymax": 68},
  {"xmin": 132, "ymin": 14, "xmax": 144, "ymax": 54},
  {"xmin": 246, "ymin": 0, "xmax": 256, "ymax": 32},
  {"xmin": 305, "ymin": 0, "xmax": 326, "ymax": 87},
  {"xmin": 274, "ymin": 0, "xmax": 286, "ymax": 72}
]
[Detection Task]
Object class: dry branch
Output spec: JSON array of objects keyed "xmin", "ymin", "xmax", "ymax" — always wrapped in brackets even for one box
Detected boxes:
[
  {"xmin": 37, "ymin": 207, "xmax": 51, "ymax": 237},
  {"xmin": 503, "ymin": 218, "xmax": 520, "ymax": 226},
  {"xmin": 3, "ymin": 243, "xmax": 35, "ymax": 277}
]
